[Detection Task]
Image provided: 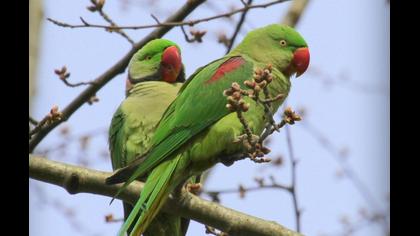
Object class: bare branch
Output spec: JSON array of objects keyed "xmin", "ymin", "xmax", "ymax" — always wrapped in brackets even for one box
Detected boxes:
[
  {"xmin": 97, "ymin": 8, "xmax": 135, "ymax": 45},
  {"xmin": 29, "ymin": 156, "xmax": 302, "ymax": 236},
  {"xmin": 204, "ymin": 179, "xmax": 291, "ymax": 197},
  {"xmin": 285, "ymin": 125, "xmax": 301, "ymax": 232},
  {"xmin": 225, "ymin": 0, "xmax": 253, "ymax": 53},
  {"xmin": 308, "ymin": 66, "xmax": 389, "ymax": 95},
  {"xmin": 61, "ymin": 80, "xmax": 96, "ymax": 88},
  {"xmin": 205, "ymin": 225, "xmax": 229, "ymax": 236},
  {"xmin": 29, "ymin": 106, "xmax": 62, "ymax": 138},
  {"xmin": 180, "ymin": 25, "xmax": 207, "ymax": 43},
  {"xmin": 300, "ymin": 121, "xmax": 386, "ymax": 215},
  {"xmin": 281, "ymin": 0, "xmax": 310, "ymax": 26},
  {"xmin": 29, "ymin": 0, "xmax": 206, "ymax": 152},
  {"xmin": 29, "ymin": 116, "xmax": 39, "ymax": 126},
  {"xmin": 180, "ymin": 25, "xmax": 195, "ymax": 42},
  {"xmin": 86, "ymin": 0, "xmax": 135, "ymax": 45},
  {"xmin": 150, "ymin": 14, "xmax": 161, "ymax": 24},
  {"xmin": 47, "ymin": 0, "xmax": 291, "ymax": 31},
  {"xmin": 54, "ymin": 66, "xmax": 97, "ymax": 88}
]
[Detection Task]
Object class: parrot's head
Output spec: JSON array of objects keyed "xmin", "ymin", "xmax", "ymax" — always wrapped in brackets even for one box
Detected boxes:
[
  {"xmin": 233, "ymin": 24, "xmax": 310, "ymax": 78},
  {"xmin": 126, "ymin": 39, "xmax": 185, "ymax": 91}
]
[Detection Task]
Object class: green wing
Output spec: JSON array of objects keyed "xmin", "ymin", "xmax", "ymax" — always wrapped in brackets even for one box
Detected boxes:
[
  {"xmin": 107, "ymin": 55, "xmax": 255, "ymax": 188},
  {"xmin": 109, "ymin": 107, "xmax": 127, "ymax": 169}
]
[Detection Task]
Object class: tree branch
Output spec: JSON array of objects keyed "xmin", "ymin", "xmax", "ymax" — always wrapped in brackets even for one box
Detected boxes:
[
  {"xmin": 29, "ymin": 116, "xmax": 39, "ymax": 125},
  {"xmin": 285, "ymin": 125, "xmax": 301, "ymax": 232},
  {"xmin": 280, "ymin": 0, "xmax": 309, "ymax": 26},
  {"xmin": 95, "ymin": 5, "xmax": 135, "ymax": 45},
  {"xmin": 225, "ymin": 0, "xmax": 253, "ymax": 54},
  {"xmin": 300, "ymin": 120, "xmax": 388, "ymax": 224},
  {"xmin": 29, "ymin": 105, "xmax": 63, "ymax": 138},
  {"xmin": 204, "ymin": 180, "xmax": 291, "ymax": 197},
  {"xmin": 29, "ymin": 156, "xmax": 301, "ymax": 236},
  {"xmin": 47, "ymin": 0, "xmax": 290, "ymax": 31},
  {"xmin": 29, "ymin": 0, "xmax": 206, "ymax": 153},
  {"xmin": 54, "ymin": 66, "xmax": 97, "ymax": 88}
]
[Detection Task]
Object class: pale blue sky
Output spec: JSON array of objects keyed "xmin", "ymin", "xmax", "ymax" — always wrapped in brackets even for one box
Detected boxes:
[{"xmin": 29, "ymin": 0, "xmax": 389, "ymax": 235}]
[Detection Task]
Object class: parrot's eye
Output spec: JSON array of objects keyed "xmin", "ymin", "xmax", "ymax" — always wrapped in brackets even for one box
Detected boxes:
[
  {"xmin": 145, "ymin": 55, "xmax": 152, "ymax": 60},
  {"xmin": 279, "ymin": 39, "xmax": 287, "ymax": 47}
]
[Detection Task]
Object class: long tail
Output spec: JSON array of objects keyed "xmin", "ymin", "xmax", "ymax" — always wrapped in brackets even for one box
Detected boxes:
[
  {"xmin": 118, "ymin": 155, "xmax": 182, "ymax": 236},
  {"xmin": 143, "ymin": 213, "xmax": 183, "ymax": 236},
  {"xmin": 123, "ymin": 175, "xmax": 186, "ymax": 236},
  {"xmin": 122, "ymin": 203, "xmax": 137, "ymax": 235}
]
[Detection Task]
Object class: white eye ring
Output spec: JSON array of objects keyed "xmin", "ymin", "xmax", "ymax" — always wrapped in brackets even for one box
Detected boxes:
[
  {"xmin": 279, "ymin": 39, "xmax": 287, "ymax": 47},
  {"xmin": 145, "ymin": 56, "xmax": 152, "ymax": 60}
]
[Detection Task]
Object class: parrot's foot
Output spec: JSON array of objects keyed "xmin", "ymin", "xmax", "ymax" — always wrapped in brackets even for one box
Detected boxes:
[
  {"xmin": 186, "ymin": 183, "xmax": 202, "ymax": 194},
  {"xmin": 219, "ymin": 153, "xmax": 247, "ymax": 166}
]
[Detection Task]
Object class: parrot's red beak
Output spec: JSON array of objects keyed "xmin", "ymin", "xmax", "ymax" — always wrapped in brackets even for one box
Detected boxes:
[
  {"xmin": 161, "ymin": 46, "xmax": 182, "ymax": 83},
  {"xmin": 292, "ymin": 47, "xmax": 310, "ymax": 77}
]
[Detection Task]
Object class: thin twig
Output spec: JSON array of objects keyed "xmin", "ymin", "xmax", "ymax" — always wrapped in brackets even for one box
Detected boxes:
[
  {"xmin": 260, "ymin": 94, "xmax": 285, "ymax": 104},
  {"xmin": 321, "ymin": 212, "xmax": 389, "ymax": 236},
  {"xmin": 300, "ymin": 121, "xmax": 387, "ymax": 219},
  {"xmin": 280, "ymin": 0, "xmax": 310, "ymax": 26},
  {"xmin": 61, "ymin": 79, "xmax": 97, "ymax": 88},
  {"xmin": 308, "ymin": 66, "xmax": 389, "ymax": 95},
  {"xmin": 47, "ymin": 0, "xmax": 290, "ymax": 31},
  {"xmin": 205, "ymin": 225, "xmax": 229, "ymax": 236},
  {"xmin": 236, "ymin": 111, "xmax": 254, "ymax": 145},
  {"xmin": 204, "ymin": 1, "xmax": 234, "ymax": 23},
  {"xmin": 150, "ymin": 14, "xmax": 161, "ymax": 24},
  {"xmin": 285, "ymin": 125, "xmax": 301, "ymax": 232},
  {"xmin": 299, "ymin": 116, "xmax": 389, "ymax": 236},
  {"xmin": 29, "ymin": 116, "xmax": 50, "ymax": 137},
  {"xmin": 54, "ymin": 66, "xmax": 97, "ymax": 88},
  {"xmin": 29, "ymin": 0, "xmax": 206, "ymax": 153},
  {"xmin": 98, "ymin": 15, "xmax": 134, "ymax": 45},
  {"xmin": 259, "ymin": 97, "xmax": 277, "ymax": 127},
  {"xmin": 29, "ymin": 106, "xmax": 62, "ymax": 138},
  {"xmin": 225, "ymin": 0, "xmax": 253, "ymax": 53},
  {"xmin": 259, "ymin": 120, "xmax": 286, "ymax": 144},
  {"xmin": 29, "ymin": 116, "xmax": 39, "ymax": 125},
  {"xmin": 87, "ymin": 0, "xmax": 135, "ymax": 45},
  {"xmin": 180, "ymin": 25, "xmax": 195, "ymax": 43},
  {"xmin": 204, "ymin": 182, "xmax": 291, "ymax": 196}
]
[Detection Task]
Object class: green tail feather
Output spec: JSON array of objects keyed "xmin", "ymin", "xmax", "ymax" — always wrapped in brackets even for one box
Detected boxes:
[
  {"xmin": 110, "ymin": 131, "xmax": 188, "ymax": 205},
  {"xmin": 118, "ymin": 155, "xmax": 182, "ymax": 236}
]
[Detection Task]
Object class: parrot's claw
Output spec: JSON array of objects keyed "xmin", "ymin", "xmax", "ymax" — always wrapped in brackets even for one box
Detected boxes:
[
  {"xmin": 219, "ymin": 153, "xmax": 247, "ymax": 166},
  {"xmin": 186, "ymin": 183, "xmax": 202, "ymax": 194}
]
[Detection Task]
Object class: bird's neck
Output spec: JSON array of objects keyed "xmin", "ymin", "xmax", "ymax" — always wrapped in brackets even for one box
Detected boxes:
[{"xmin": 127, "ymin": 81, "xmax": 169, "ymax": 97}]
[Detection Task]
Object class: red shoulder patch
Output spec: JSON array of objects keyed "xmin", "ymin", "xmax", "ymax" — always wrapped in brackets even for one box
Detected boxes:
[{"xmin": 206, "ymin": 57, "xmax": 245, "ymax": 84}]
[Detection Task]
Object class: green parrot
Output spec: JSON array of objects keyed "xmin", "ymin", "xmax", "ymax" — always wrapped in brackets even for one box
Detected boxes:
[
  {"xmin": 108, "ymin": 39, "xmax": 190, "ymax": 236},
  {"xmin": 107, "ymin": 24, "xmax": 310, "ymax": 236}
]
